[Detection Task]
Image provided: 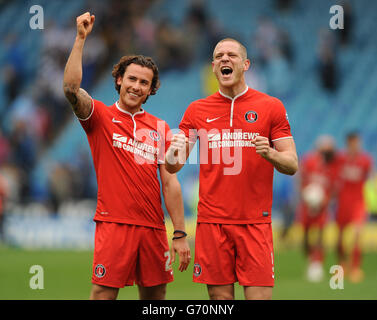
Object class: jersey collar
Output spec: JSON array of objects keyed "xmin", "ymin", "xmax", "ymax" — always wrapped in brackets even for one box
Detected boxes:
[
  {"xmin": 219, "ymin": 86, "xmax": 249, "ymax": 101},
  {"xmin": 218, "ymin": 86, "xmax": 249, "ymax": 127},
  {"xmin": 115, "ymin": 101, "xmax": 145, "ymax": 117}
]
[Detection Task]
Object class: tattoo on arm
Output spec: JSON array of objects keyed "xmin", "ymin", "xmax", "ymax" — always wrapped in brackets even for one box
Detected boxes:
[
  {"xmin": 63, "ymin": 83, "xmax": 92, "ymax": 119},
  {"xmin": 63, "ymin": 83, "xmax": 78, "ymax": 105}
]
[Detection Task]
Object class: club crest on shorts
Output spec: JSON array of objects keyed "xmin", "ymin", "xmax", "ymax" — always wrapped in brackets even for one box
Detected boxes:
[
  {"xmin": 193, "ymin": 263, "xmax": 202, "ymax": 277},
  {"xmin": 149, "ymin": 130, "xmax": 161, "ymax": 141},
  {"xmin": 245, "ymin": 111, "xmax": 258, "ymax": 123},
  {"xmin": 94, "ymin": 264, "xmax": 106, "ymax": 278}
]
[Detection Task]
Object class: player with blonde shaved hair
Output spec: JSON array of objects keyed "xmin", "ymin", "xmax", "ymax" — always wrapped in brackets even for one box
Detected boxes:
[{"xmin": 166, "ymin": 38, "xmax": 298, "ymax": 300}]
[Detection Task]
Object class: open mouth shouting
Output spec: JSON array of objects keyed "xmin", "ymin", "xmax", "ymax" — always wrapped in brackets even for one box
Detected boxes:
[{"xmin": 220, "ymin": 66, "xmax": 233, "ymax": 78}]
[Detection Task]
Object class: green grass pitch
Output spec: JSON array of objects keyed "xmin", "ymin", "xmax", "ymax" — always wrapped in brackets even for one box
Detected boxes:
[{"xmin": 1, "ymin": 245, "xmax": 376, "ymax": 300}]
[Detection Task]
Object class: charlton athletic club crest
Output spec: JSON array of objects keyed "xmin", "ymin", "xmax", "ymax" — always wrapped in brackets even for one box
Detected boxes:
[
  {"xmin": 193, "ymin": 263, "xmax": 202, "ymax": 277},
  {"xmin": 245, "ymin": 111, "xmax": 258, "ymax": 123},
  {"xmin": 94, "ymin": 264, "xmax": 106, "ymax": 278},
  {"xmin": 149, "ymin": 130, "xmax": 161, "ymax": 141}
]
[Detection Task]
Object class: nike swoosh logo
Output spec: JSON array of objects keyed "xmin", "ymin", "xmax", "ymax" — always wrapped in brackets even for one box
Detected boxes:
[
  {"xmin": 206, "ymin": 116, "xmax": 223, "ymax": 123},
  {"xmin": 112, "ymin": 117, "xmax": 122, "ymax": 123}
]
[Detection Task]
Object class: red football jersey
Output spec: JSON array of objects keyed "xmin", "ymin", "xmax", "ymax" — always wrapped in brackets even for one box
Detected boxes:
[
  {"xmin": 299, "ymin": 152, "xmax": 340, "ymax": 203},
  {"xmin": 337, "ymin": 151, "xmax": 373, "ymax": 207},
  {"xmin": 179, "ymin": 87, "xmax": 293, "ymax": 224},
  {"xmin": 296, "ymin": 151, "xmax": 341, "ymax": 226},
  {"xmin": 79, "ymin": 99, "xmax": 170, "ymax": 229}
]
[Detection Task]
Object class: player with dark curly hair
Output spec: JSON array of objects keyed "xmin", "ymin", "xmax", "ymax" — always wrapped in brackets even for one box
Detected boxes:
[
  {"xmin": 63, "ymin": 12, "xmax": 190, "ymax": 300},
  {"xmin": 112, "ymin": 55, "xmax": 160, "ymax": 99}
]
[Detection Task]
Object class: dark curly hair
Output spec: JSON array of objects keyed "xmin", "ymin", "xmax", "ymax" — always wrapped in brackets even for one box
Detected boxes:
[{"xmin": 111, "ymin": 55, "xmax": 160, "ymax": 102}]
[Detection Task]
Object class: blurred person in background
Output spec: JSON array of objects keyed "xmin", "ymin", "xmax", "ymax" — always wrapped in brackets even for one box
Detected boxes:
[
  {"xmin": 47, "ymin": 163, "xmax": 75, "ymax": 215},
  {"xmin": 296, "ymin": 135, "xmax": 340, "ymax": 282},
  {"xmin": 253, "ymin": 16, "xmax": 280, "ymax": 67},
  {"xmin": 0, "ymin": 129, "xmax": 10, "ymax": 165},
  {"xmin": 316, "ymin": 29, "xmax": 338, "ymax": 92},
  {"xmin": 0, "ymin": 173, "xmax": 8, "ymax": 242},
  {"xmin": 252, "ymin": 17, "xmax": 294, "ymax": 98},
  {"xmin": 154, "ymin": 19, "xmax": 190, "ymax": 72},
  {"xmin": 63, "ymin": 12, "xmax": 190, "ymax": 300},
  {"xmin": 338, "ymin": 1, "xmax": 354, "ymax": 47},
  {"xmin": 275, "ymin": 0, "xmax": 296, "ymax": 12},
  {"xmin": 1, "ymin": 34, "xmax": 26, "ymax": 106},
  {"xmin": 8, "ymin": 119, "xmax": 37, "ymax": 203},
  {"xmin": 165, "ymin": 38, "xmax": 298, "ymax": 300},
  {"xmin": 335, "ymin": 132, "xmax": 373, "ymax": 283},
  {"xmin": 0, "ymin": 164, "xmax": 21, "ymax": 207}
]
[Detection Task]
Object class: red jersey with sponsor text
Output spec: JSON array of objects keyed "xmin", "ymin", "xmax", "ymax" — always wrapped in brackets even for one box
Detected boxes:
[
  {"xmin": 336, "ymin": 151, "xmax": 373, "ymax": 221},
  {"xmin": 79, "ymin": 99, "xmax": 170, "ymax": 229},
  {"xmin": 296, "ymin": 151, "xmax": 341, "ymax": 226},
  {"xmin": 179, "ymin": 87, "xmax": 293, "ymax": 224}
]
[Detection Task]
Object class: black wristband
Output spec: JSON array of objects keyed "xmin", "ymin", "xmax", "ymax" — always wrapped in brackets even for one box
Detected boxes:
[
  {"xmin": 172, "ymin": 230, "xmax": 187, "ymax": 240},
  {"xmin": 173, "ymin": 230, "xmax": 187, "ymax": 236}
]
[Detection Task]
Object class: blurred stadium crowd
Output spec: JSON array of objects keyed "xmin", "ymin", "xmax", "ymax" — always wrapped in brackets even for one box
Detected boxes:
[{"xmin": 0, "ymin": 0, "xmax": 376, "ymax": 247}]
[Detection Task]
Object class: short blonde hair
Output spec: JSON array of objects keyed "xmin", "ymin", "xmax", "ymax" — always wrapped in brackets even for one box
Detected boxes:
[{"xmin": 213, "ymin": 38, "xmax": 248, "ymax": 60}]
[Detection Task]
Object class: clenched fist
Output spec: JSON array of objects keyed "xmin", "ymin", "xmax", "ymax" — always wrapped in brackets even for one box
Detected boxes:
[
  {"xmin": 166, "ymin": 133, "xmax": 187, "ymax": 165},
  {"xmin": 76, "ymin": 12, "xmax": 95, "ymax": 39},
  {"xmin": 251, "ymin": 135, "xmax": 273, "ymax": 159}
]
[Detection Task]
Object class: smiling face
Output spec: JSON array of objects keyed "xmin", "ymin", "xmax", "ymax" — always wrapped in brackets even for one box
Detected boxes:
[
  {"xmin": 117, "ymin": 63, "xmax": 154, "ymax": 113},
  {"xmin": 212, "ymin": 39, "xmax": 250, "ymax": 96}
]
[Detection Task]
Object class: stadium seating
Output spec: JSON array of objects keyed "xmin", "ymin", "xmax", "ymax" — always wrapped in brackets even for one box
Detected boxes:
[{"xmin": 1, "ymin": 0, "xmax": 376, "ymax": 213}]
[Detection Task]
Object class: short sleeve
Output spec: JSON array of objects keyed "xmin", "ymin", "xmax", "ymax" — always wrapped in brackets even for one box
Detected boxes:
[
  {"xmin": 270, "ymin": 98, "xmax": 292, "ymax": 142},
  {"xmin": 179, "ymin": 102, "xmax": 198, "ymax": 143},
  {"xmin": 78, "ymin": 99, "xmax": 104, "ymax": 134}
]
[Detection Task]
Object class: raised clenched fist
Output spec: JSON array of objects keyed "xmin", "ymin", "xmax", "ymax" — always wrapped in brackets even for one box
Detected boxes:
[{"xmin": 76, "ymin": 12, "xmax": 95, "ymax": 39}]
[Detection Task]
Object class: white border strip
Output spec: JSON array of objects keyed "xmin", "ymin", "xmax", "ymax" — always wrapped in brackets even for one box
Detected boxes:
[
  {"xmin": 115, "ymin": 101, "xmax": 144, "ymax": 138},
  {"xmin": 77, "ymin": 98, "xmax": 95, "ymax": 121},
  {"xmin": 219, "ymin": 85, "xmax": 248, "ymax": 100},
  {"xmin": 219, "ymin": 86, "xmax": 249, "ymax": 127},
  {"xmin": 271, "ymin": 136, "xmax": 293, "ymax": 142},
  {"xmin": 115, "ymin": 101, "xmax": 145, "ymax": 116}
]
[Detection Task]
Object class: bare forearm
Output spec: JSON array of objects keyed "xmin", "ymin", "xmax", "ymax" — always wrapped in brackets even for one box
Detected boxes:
[
  {"xmin": 265, "ymin": 148, "xmax": 298, "ymax": 175},
  {"xmin": 63, "ymin": 36, "xmax": 85, "ymax": 94},
  {"xmin": 63, "ymin": 37, "xmax": 92, "ymax": 118},
  {"xmin": 163, "ymin": 181, "xmax": 186, "ymax": 231},
  {"xmin": 160, "ymin": 165, "xmax": 191, "ymax": 272},
  {"xmin": 62, "ymin": 13, "xmax": 94, "ymax": 119}
]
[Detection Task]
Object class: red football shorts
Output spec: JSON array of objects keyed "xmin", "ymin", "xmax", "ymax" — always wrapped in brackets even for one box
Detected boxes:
[
  {"xmin": 193, "ymin": 223, "xmax": 275, "ymax": 287},
  {"xmin": 92, "ymin": 221, "xmax": 174, "ymax": 288},
  {"xmin": 297, "ymin": 203, "xmax": 328, "ymax": 229},
  {"xmin": 336, "ymin": 201, "xmax": 367, "ymax": 228}
]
